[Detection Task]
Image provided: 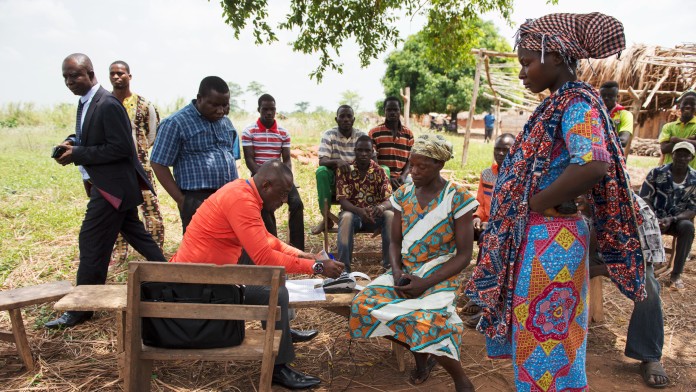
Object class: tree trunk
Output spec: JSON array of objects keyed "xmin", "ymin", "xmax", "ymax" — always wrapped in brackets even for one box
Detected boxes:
[{"xmin": 462, "ymin": 51, "xmax": 484, "ymax": 165}]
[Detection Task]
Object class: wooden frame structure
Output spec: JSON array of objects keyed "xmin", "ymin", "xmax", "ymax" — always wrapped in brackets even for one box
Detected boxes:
[{"xmin": 124, "ymin": 262, "xmax": 284, "ymax": 392}]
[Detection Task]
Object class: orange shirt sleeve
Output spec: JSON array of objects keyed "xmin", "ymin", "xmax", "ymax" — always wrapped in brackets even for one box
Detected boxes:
[
  {"xmin": 473, "ymin": 175, "xmax": 486, "ymax": 220},
  {"xmin": 225, "ymin": 188, "xmax": 314, "ymax": 274}
]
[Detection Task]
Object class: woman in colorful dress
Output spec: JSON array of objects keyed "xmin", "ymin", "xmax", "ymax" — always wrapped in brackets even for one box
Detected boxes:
[
  {"xmin": 350, "ymin": 134, "xmax": 477, "ymax": 391},
  {"xmin": 466, "ymin": 13, "xmax": 646, "ymax": 391}
]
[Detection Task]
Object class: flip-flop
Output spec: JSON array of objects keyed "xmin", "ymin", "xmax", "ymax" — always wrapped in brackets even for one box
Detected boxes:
[
  {"xmin": 640, "ymin": 361, "xmax": 669, "ymax": 388},
  {"xmin": 409, "ymin": 355, "xmax": 437, "ymax": 385},
  {"xmin": 666, "ymin": 279, "xmax": 685, "ymax": 290}
]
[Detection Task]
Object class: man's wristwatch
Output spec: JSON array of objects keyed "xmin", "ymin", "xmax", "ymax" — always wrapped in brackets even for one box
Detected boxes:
[{"xmin": 312, "ymin": 261, "xmax": 324, "ymax": 275}]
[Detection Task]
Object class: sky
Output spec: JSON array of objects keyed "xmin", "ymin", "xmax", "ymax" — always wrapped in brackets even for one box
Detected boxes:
[{"xmin": 0, "ymin": 0, "xmax": 693, "ymax": 113}]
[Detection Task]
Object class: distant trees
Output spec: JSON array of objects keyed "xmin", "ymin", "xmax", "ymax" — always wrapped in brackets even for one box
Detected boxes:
[
  {"xmin": 226, "ymin": 81, "xmax": 244, "ymax": 113},
  {"xmin": 339, "ymin": 90, "xmax": 362, "ymax": 112},
  {"xmin": 380, "ymin": 20, "xmax": 512, "ymax": 117},
  {"xmin": 294, "ymin": 101, "xmax": 310, "ymax": 113}
]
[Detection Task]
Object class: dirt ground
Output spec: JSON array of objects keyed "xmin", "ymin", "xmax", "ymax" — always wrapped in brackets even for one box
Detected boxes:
[{"xmin": 1, "ymin": 216, "xmax": 695, "ymax": 391}]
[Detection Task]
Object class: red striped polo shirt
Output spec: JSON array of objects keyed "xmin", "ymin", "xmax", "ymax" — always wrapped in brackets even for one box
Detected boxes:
[
  {"xmin": 241, "ymin": 119, "xmax": 291, "ymax": 165},
  {"xmin": 368, "ymin": 124, "xmax": 414, "ymax": 178}
]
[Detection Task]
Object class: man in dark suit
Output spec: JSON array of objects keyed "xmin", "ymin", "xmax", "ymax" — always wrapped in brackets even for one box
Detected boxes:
[{"xmin": 47, "ymin": 53, "xmax": 166, "ymax": 329}]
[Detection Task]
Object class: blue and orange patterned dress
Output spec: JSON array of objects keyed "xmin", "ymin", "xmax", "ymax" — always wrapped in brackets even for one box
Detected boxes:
[
  {"xmin": 467, "ymin": 80, "xmax": 649, "ymax": 392},
  {"xmin": 499, "ymin": 92, "xmax": 610, "ymax": 391},
  {"xmin": 349, "ymin": 181, "xmax": 477, "ymax": 360}
]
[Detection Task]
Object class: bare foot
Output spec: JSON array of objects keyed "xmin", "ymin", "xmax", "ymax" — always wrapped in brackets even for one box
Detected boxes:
[{"xmin": 454, "ymin": 376, "xmax": 475, "ymax": 392}]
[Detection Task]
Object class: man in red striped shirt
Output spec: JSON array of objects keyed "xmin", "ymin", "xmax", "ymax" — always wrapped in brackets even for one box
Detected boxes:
[
  {"xmin": 369, "ymin": 97, "xmax": 414, "ymax": 190},
  {"xmin": 242, "ymin": 94, "xmax": 304, "ymax": 251}
]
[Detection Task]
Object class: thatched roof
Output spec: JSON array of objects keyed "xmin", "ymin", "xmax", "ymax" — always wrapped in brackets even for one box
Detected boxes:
[{"xmin": 577, "ymin": 43, "xmax": 696, "ymax": 124}]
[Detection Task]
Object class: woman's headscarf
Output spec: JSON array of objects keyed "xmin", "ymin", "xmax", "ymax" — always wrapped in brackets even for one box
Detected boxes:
[
  {"xmin": 411, "ymin": 134, "xmax": 453, "ymax": 162},
  {"xmin": 516, "ymin": 12, "xmax": 625, "ymax": 68}
]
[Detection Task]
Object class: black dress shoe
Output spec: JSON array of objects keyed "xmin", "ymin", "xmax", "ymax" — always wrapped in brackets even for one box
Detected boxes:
[
  {"xmin": 44, "ymin": 311, "xmax": 93, "ymax": 329},
  {"xmin": 290, "ymin": 329, "xmax": 319, "ymax": 343},
  {"xmin": 272, "ymin": 365, "xmax": 321, "ymax": 389}
]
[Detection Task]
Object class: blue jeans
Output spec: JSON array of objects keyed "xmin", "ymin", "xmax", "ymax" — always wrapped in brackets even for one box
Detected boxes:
[
  {"xmin": 337, "ymin": 210, "xmax": 393, "ymax": 272},
  {"xmin": 625, "ymin": 264, "xmax": 663, "ymax": 362}
]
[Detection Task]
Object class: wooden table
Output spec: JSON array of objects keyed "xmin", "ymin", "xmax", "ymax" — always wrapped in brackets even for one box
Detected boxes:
[{"xmin": 0, "ymin": 281, "xmax": 73, "ymax": 371}]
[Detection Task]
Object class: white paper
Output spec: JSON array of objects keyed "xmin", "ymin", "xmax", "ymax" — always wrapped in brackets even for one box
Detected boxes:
[{"xmin": 286, "ymin": 278, "xmax": 326, "ymax": 302}]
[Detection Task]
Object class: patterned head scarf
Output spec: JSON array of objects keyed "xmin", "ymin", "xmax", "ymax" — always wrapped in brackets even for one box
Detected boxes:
[
  {"xmin": 411, "ymin": 134, "xmax": 453, "ymax": 162},
  {"xmin": 515, "ymin": 12, "xmax": 625, "ymax": 70}
]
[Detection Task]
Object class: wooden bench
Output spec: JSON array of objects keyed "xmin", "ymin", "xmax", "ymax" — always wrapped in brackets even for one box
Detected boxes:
[
  {"xmin": 53, "ymin": 284, "xmax": 409, "ymax": 376},
  {"xmin": 0, "ymin": 281, "xmax": 72, "ymax": 371},
  {"xmin": 125, "ymin": 262, "xmax": 285, "ymax": 392}
]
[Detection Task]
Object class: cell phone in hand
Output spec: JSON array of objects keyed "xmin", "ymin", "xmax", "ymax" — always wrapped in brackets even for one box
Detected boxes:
[
  {"xmin": 51, "ymin": 145, "xmax": 67, "ymax": 158},
  {"xmin": 396, "ymin": 276, "xmax": 411, "ymax": 286}
]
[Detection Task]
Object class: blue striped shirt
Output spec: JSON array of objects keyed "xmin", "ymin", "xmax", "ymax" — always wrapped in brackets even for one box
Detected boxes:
[{"xmin": 151, "ymin": 101, "xmax": 240, "ymax": 191}]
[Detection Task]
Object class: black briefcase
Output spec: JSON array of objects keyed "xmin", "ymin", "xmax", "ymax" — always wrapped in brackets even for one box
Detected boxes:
[{"xmin": 140, "ymin": 282, "xmax": 245, "ymax": 349}]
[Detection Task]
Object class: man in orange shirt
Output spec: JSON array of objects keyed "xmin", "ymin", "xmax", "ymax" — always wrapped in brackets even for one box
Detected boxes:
[
  {"xmin": 171, "ymin": 160, "xmax": 344, "ymax": 390},
  {"xmin": 472, "ymin": 133, "xmax": 515, "ymax": 241}
]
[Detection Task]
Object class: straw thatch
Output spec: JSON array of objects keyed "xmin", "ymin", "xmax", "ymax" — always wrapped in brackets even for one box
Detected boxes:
[{"xmin": 577, "ymin": 44, "xmax": 696, "ymax": 126}]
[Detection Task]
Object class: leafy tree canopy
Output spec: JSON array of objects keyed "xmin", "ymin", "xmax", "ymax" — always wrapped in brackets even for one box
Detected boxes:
[
  {"xmin": 381, "ymin": 19, "xmax": 512, "ymax": 116},
  {"xmin": 216, "ymin": 0, "xmax": 556, "ymax": 80}
]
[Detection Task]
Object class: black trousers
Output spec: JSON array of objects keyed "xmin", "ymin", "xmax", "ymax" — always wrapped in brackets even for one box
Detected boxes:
[
  {"xmin": 179, "ymin": 189, "xmax": 217, "ymax": 233},
  {"xmin": 76, "ymin": 187, "xmax": 166, "ymax": 286},
  {"xmin": 243, "ymin": 285, "xmax": 294, "ymax": 364},
  {"xmin": 260, "ymin": 184, "xmax": 305, "ymax": 251},
  {"xmin": 665, "ymin": 219, "xmax": 695, "ymax": 277}
]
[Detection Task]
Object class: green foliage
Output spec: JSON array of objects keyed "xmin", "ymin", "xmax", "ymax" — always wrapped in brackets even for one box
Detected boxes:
[
  {"xmin": 295, "ymin": 101, "xmax": 310, "ymax": 113},
  {"xmin": 246, "ymin": 81, "xmax": 265, "ymax": 98},
  {"xmin": 339, "ymin": 90, "xmax": 362, "ymax": 112},
  {"xmin": 381, "ymin": 20, "xmax": 512, "ymax": 115},
  {"xmin": 216, "ymin": 0, "xmax": 560, "ymax": 80},
  {"xmin": 227, "ymin": 81, "xmax": 245, "ymax": 113}
]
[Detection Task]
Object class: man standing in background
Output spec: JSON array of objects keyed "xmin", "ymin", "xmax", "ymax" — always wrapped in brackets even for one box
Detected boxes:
[
  {"xmin": 483, "ymin": 111, "xmax": 495, "ymax": 143},
  {"xmin": 369, "ymin": 97, "xmax": 413, "ymax": 190},
  {"xmin": 109, "ymin": 60, "xmax": 164, "ymax": 262},
  {"xmin": 242, "ymin": 94, "xmax": 304, "ymax": 251},
  {"xmin": 150, "ymin": 76, "xmax": 240, "ymax": 233}
]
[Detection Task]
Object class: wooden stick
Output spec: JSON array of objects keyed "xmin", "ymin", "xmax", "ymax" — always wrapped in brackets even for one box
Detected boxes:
[
  {"xmin": 642, "ymin": 68, "xmax": 671, "ymax": 109},
  {"xmin": 462, "ymin": 51, "xmax": 484, "ymax": 165}
]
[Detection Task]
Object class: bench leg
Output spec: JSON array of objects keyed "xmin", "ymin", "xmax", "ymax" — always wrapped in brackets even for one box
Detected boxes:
[
  {"xmin": 392, "ymin": 342, "xmax": 407, "ymax": 372},
  {"xmin": 117, "ymin": 311, "xmax": 126, "ymax": 379},
  {"xmin": 9, "ymin": 309, "xmax": 34, "ymax": 371},
  {"xmin": 589, "ymin": 277, "xmax": 604, "ymax": 323}
]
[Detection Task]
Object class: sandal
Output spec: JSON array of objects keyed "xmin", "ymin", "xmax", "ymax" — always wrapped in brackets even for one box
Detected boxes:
[
  {"xmin": 667, "ymin": 278, "xmax": 685, "ymax": 290},
  {"xmin": 460, "ymin": 301, "xmax": 481, "ymax": 316},
  {"xmin": 409, "ymin": 355, "xmax": 437, "ymax": 385},
  {"xmin": 464, "ymin": 312, "xmax": 482, "ymax": 329},
  {"xmin": 640, "ymin": 361, "xmax": 669, "ymax": 388}
]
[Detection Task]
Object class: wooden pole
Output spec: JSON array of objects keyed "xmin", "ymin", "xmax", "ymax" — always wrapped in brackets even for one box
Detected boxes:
[
  {"xmin": 400, "ymin": 87, "xmax": 411, "ymax": 128},
  {"xmin": 462, "ymin": 51, "xmax": 484, "ymax": 165},
  {"xmin": 495, "ymin": 99, "xmax": 501, "ymax": 137}
]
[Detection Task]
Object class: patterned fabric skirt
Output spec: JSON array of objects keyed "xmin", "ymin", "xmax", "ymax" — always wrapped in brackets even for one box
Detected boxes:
[
  {"xmin": 349, "ymin": 255, "xmax": 464, "ymax": 360},
  {"xmin": 486, "ymin": 212, "xmax": 590, "ymax": 391}
]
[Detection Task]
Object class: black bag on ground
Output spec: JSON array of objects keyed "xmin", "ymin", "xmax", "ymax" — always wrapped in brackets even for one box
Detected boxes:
[{"xmin": 140, "ymin": 282, "xmax": 245, "ymax": 349}]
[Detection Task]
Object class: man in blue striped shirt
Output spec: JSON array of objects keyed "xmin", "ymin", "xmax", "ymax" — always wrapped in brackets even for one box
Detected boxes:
[{"xmin": 151, "ymin": 76, "xmax": 240, "ymax": 233}]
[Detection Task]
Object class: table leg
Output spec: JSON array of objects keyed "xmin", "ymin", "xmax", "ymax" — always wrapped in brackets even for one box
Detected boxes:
[{"xmin": 9, "ymin": 309, "xmax": 34, "ymax": 371}]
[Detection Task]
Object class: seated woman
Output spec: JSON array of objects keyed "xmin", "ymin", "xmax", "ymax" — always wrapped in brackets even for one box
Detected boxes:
[{"xmin": 349, "ymin": 134, "xmax": 477, "ymax": 392}]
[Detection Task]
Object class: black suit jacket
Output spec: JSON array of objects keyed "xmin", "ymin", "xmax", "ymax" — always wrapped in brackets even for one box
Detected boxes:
[{"xmin": 68, "ymin": 86, "xmax": 153, "ymax": 211}]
